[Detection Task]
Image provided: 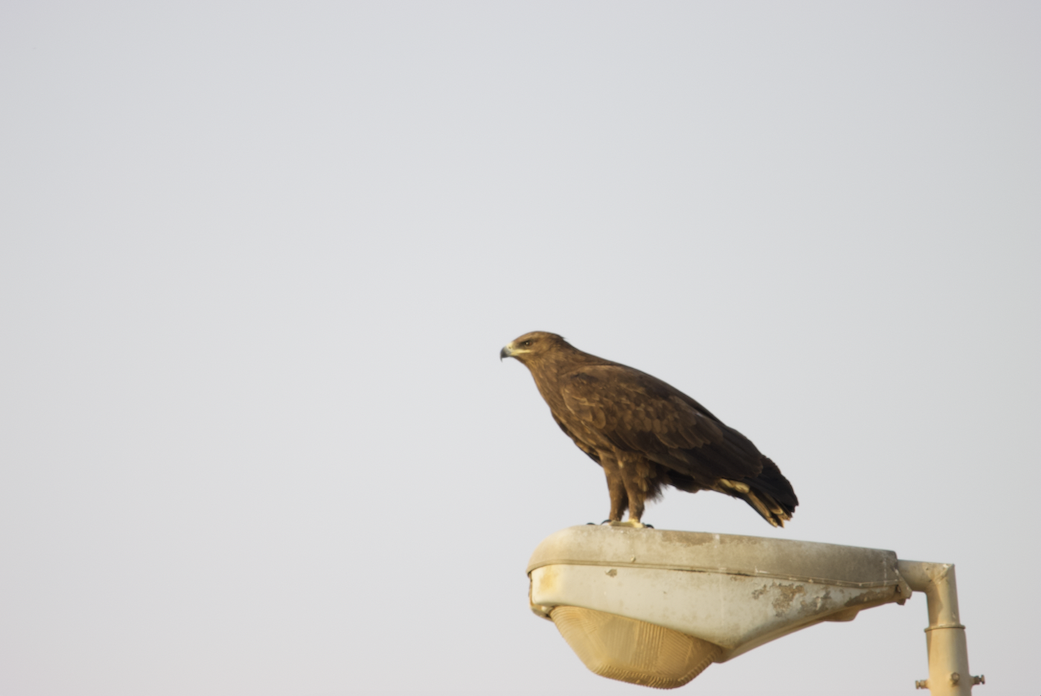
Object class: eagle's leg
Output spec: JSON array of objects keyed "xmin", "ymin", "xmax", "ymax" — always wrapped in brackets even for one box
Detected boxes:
[
  {"xmin": 602, "ymin": 453, "xmax": 648, "ymax": 529},
  {"xmin": 600, "ymin": 455, "xmax": 629, "ymax": 523},
  {"xmin": 617, "ymin": 455, "xmax": 659, "ymax": 528},
  {"xmin": 620, "ymin": 480, "xmax": 647, "ymax": 528}
]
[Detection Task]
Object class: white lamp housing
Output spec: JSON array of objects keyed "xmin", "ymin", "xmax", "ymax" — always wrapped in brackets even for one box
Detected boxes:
[{"xmin": 528, "ymin": 526, "xmax": 980, "ymax": 693}]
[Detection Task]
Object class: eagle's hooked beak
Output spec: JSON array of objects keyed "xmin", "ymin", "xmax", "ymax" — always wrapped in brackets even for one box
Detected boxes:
[{"xmin": 500, "ymin": 344, "xmax": 514, "ymax": 362}]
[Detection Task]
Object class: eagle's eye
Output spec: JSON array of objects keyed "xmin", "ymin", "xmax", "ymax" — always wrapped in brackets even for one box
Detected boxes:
[{"xmin": 521, "ymin": 340, "xmax": 533, "ymax": 347}]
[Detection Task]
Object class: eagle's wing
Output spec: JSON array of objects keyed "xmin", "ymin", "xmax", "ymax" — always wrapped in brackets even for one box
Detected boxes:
[
  {"xmin": 559, "ymin": 364, "xmax": 763, "ymax": 481},
  {"xmin": 550, "ymin": 412, "xmax": 603, "ymax": 465}
]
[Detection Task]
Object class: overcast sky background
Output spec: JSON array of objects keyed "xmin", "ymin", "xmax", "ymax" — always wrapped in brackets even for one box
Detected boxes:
[{"xmin": 2, "ymin": 2, "xmax": 1039, "ymax": 695}]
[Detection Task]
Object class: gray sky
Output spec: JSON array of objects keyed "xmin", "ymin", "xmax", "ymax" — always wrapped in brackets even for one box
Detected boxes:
[{"xmin": 2, "ymin": 2, "xmax": 1038, "ymax": 695}]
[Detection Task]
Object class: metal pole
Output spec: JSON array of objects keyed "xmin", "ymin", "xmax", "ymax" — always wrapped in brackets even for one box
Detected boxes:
[{"xmin": 896, "ymin": 561, "xmax": 983, "ymax": 696}]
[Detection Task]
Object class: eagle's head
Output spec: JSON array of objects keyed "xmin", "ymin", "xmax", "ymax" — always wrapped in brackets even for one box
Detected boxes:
[{"xmin": 500, "ymin": 331, "xmax": 567, "ymax": 365}]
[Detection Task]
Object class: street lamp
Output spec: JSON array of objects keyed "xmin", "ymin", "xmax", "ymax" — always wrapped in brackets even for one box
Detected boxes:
[{"xmin": 528, "ymin": 526, "xmax": 983, "ymax": 693}]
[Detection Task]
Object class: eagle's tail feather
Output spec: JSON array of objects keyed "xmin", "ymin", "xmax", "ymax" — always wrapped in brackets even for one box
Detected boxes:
[
  {"xmin": 717, "ymin": 459, "xmax": 798, "ymax": 528},
  {"xmin": 716, "ymin": 479, "xmax": 788, "ymax": 527}
]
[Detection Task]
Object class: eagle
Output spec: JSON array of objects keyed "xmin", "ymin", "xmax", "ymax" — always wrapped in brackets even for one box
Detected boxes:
[{"xmin": 500, "ymin": 331, "xmax": 798, "ymax": 528}]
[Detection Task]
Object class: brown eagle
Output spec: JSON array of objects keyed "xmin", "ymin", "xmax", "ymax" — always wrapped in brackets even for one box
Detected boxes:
[{"xmin": 501, "ymin": 331, "xmax": 798, "ymax": 528}]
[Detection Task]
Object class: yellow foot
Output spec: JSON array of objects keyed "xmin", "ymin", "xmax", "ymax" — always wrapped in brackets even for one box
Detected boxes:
[{"xmin": 606, "ymin": 519, "xmax": 647, "ymax": 529}]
